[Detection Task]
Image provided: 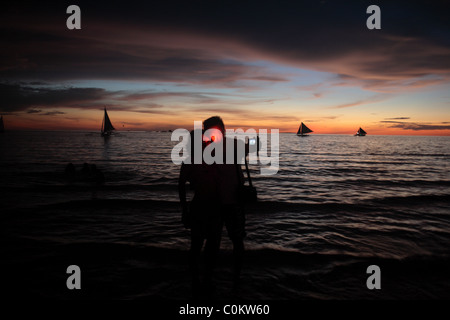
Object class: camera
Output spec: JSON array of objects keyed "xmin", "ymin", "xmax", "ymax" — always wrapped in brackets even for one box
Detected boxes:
[{"xmin": 246, "ymin": 136, "xmax": 260, "ymax": 156}]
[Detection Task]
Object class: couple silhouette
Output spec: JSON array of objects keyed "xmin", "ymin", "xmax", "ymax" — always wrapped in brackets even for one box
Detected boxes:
[{"xmin": 178, "ymin": 116, "xmax": 247, "ymax": 297}]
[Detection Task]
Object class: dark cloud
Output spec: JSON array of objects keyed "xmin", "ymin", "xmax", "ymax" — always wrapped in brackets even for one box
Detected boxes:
[
  {"xmin": 0, "ymin": 83, "xmax": 110, "ymax": 112},
  {"xmin": 26, "ymin": 109, "xmax": 42, "ymax": 114},
  {"xmin": 1, "ymin": 0, "xmax": 448, "ymax": 91},
  {"xmin": 244, "ymin": 76, "xmax": 288, "ymax": 82},
  {"xmin": 0, "ymin": 30, "xmax": 289, "ymax": 87},
  {"xmin": 380, "ymin": 120, "xmax": 450, "ymax": 131},
  {"xmin": 120, "ymin": 90, "xmax": 279, "ymax": 107},
  {"xmin": 333, "ymin": 101, "xmax": 366, "ymax": 109},
  {"xmin": 0, "ymin": 82, "xmax": 177, "ymax": 114},
  {"xmin": 385, "ymin": 117, "xmax": 410, "ymax": 120},
  {"xmin": 118, "ymin": 91, "xmax": 228, "ymax": 103},
  {"xmin": 25, "ymin": 108, "xmax": 65, "ymax": 116},
  {"xmin": 41, "ymin": 111, "xmax": 65, "ymax": 116},
  {"xmin": 313, "ymin": 93, "xmax": 323, "ymax": 98},
  {"xmin": 334, "ymin": 74, "xmax": 449, "ymax": 93},
  {"xmin": 0, "ymin": 82, "xmax": 277, "ymax": 115}
]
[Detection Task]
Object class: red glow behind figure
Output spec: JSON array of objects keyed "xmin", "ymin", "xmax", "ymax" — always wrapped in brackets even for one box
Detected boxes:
[{"xmin": 203, "ymin": 127, "xmax": 223, "ymax": 144}]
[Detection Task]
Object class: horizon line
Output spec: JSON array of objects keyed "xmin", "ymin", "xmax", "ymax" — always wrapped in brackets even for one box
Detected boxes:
[{"xmin": 2, "ymin": 128, "xmax": 449, "ymax": 137}]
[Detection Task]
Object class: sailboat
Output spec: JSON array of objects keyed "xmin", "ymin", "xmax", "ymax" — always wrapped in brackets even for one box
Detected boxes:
[
  {"xmin": 101, "ymin": 107, "xmax": 115, "ymax": 137},
  {"xmin": 297, "ymin": 122, "xmax": 313, "ymax": 136},
  {"xmin": 355, "ymin": 127, "xmax": 367, "ymax": 136},
  {"xmin": 0, "ymin": 115, "xmax": 4, "ymax": 133}
]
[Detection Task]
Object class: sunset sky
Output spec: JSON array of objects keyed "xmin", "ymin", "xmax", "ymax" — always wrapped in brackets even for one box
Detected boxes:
[{"xmin": 1, "ymin": 0, "xmax": 449, "ymax": 135}]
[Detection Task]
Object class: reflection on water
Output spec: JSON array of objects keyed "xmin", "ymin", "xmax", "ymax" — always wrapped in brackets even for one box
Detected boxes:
[{"xmin": 0, "ymin": 131, "xmax": 449, "ymax": 205}]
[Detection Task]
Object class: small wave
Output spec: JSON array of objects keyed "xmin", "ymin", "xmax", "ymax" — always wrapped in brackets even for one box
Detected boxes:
[
  {"xmin": 3, "ymin": 191, "xmax": 449, "ymax": 215},
  {"xmin": 0, "ymin": 183, "xmax": 178, "ymax": 194},
  {"xmin": 368, "ymin": 194, "xmax": 450, "ymax": 206}
]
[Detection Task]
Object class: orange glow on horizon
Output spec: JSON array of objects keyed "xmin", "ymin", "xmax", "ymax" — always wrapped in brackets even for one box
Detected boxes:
[{"xmin": 3, "ymin": 113, "xmax": 450, "ymax": 136}]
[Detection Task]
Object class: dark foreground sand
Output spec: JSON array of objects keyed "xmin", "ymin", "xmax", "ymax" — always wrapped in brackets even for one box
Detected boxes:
[{"xmin": 2, "ymin": 199, "xmax": 450, "ymax": 301}]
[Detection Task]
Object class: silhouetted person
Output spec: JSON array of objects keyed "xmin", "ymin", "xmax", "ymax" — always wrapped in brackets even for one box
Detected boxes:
[
  {"xmin": 179, "ymin": 117, "xmax": 248, "ymax": 298},
  {"xmin": 179, "ymin": 129, "xmax": 222, "ymax": 296},
  {"xmin": 81, "ymin": 162, "xmax": 90, "ymax": 176},
  {"xmin": 64, "ymin": 163, "xmax": 76, "ymax": 181},
  {"xmin": 90, "ymin": 164, "xmax": 105, "ymax": 185},
  {"xmin": 203, "ymin": 116, "xmax": 246, "ymax": 286},
  {"xmin": 65, "ymin": 163, "xmax": 76, "ymax": 175}
]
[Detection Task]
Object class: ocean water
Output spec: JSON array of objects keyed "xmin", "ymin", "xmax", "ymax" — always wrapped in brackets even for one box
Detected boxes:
[
  {"xmin": 2, "ymin": 131, "xmax": 449, "ymax": 206},
  {"xmin": 1, "ymin": 131, "xmax": 450, "ymax": 299}
]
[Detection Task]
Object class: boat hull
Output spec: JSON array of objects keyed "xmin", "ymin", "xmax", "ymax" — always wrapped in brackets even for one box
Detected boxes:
[{"xmin": 101, "ymin": 131, "xmax": 113, "ymax": 137}]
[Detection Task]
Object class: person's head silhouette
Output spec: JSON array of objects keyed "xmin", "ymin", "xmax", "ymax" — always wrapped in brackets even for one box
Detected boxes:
[
  {"xmin": 203, "ymin": 116, "xmax": 225, "ymax": 144},
  {"xmin": 203, "ymin": 116, "xmax": 224, "ymax": 133}
]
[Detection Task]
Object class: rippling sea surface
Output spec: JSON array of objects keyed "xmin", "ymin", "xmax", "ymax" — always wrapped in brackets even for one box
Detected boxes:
[{"xmin": 1, "ymin": 131, "xmax": 450, "ymax": 299}]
